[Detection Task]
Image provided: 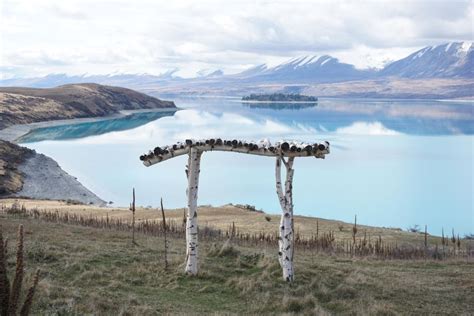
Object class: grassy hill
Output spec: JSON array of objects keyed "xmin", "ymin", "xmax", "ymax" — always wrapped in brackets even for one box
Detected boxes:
[
  {"xmin": 1, "ymin": 201, "xmax": 473, "ymax": 315},
  {"xmin": 0, "ymin": 83, "xmax": 175, "ymax": 129}
]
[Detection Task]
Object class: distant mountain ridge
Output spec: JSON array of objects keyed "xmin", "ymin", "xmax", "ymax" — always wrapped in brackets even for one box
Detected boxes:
[
  {"xmin": 230, "ymin": 55, "xmax": 375, "ymax": 83},
  {"xmin": 1, "ymin": 42, "xmax": 472, "ymax": 97},
  {"xmin": 231, "ymin": 42, "xmax": 472, "ymax": 82}
]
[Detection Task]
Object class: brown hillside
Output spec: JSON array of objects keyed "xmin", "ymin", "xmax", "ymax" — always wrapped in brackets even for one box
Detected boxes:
[{"xmin": 0, "ymin": 83, "xmax": 175, "ymax": 129}]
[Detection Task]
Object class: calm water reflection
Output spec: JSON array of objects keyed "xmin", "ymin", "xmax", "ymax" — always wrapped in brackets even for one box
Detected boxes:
[{"xmin": 21, "ymin": 97, "xmax": 474, "ymax": 235}]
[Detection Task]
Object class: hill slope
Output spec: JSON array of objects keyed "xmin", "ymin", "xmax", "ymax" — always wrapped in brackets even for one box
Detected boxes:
[{"xmin": 0, "ymin": 83, "xmax": 175, "ymax": 129}]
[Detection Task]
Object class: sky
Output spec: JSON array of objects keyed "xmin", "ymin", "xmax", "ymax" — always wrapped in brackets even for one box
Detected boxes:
[{"xmin": 0, "ymin": 0, "xmax": 473, "ymax": 79}]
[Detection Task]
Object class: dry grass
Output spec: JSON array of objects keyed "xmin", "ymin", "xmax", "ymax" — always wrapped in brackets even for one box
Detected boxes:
[
  {"xmin": 4, "ymin": 199, "xmax": 471, "ymax": 262},
  {"xmin": 0, "ymin": 199, "xmax": 437, "ymax": 246},
  {"xmin": 0, "ymin": 93, "xmax": 82, "ymax": 130},
  {"xmin": 1, "ymin": 211, "xmax": 473, "ymax": 315}
]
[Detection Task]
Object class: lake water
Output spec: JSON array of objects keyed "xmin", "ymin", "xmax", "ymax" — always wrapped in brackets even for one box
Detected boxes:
[{"xmin": 20, "ymin": 97, "xmax": 473, "ymax": 236}]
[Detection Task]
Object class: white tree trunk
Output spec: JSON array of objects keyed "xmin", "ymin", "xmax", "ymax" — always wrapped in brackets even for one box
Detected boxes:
[
  {"xmin": 185, "ymin": 147, "xmax": 202, "ymax": 275},
  {"xmin": 276, "ymin": 156, "xmax": 295, "ymax": 282}
]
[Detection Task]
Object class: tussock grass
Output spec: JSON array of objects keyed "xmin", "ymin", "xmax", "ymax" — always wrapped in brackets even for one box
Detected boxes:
[
  {"xmin": 1, "ymin": 201, "xmax": 473, "ymax": 314},
  {"xmin": 1, "ymin": 199, "xmax": 435, "ymax": 245},
  {"xmin": 0, "ymin": 214, "xmax": 473, "ymax": 315},
  {"xmin": 3, "ymin": 200, "xmax": 472, "ymax": 260},
  {"xmin": 208, "ymin": 239, "xmax": 240, "ymax": 258}
]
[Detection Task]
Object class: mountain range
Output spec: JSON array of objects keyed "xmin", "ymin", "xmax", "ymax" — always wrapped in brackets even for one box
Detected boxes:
[{"xmin": 1, "ymin": 42, "xmax": 472, "ymax": 98}]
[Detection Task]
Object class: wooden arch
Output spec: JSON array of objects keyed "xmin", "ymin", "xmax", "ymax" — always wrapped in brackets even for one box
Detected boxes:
[{"xmin": 140, "ymin": 138, "xmax": 330, "ymax": 282}]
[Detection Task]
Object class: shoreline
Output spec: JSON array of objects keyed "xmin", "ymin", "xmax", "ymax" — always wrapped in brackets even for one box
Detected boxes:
[
  {"xmin": 0, "ymin": 107, "xmax": 177, "ymax": 205},
  {"xmin": 0, "ymin": 107, "xmax": 178, "ymax": 143},
  {"xmin": 13, "ymin": 153, "xmax": 106, "ymax": 206}
]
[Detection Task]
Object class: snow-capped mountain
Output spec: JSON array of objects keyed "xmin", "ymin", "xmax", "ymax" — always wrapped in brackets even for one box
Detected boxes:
[
  {"xmin": 237, "ymin": 55, "xmax": 374, "ymax": 83},
  {"xmin": 380, "ymin": 42, "xmax": 473, "ymax": 78},
  {"xmin": 1, "ymin": 42, "xmax": 472, "ymax": 90}
]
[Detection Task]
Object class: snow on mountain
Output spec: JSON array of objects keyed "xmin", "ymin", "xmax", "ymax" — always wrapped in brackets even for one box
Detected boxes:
[
  {"xmin": 1, "ymin": 42, "xmax": 472, "ymax": 89},
  {"xmin": 380, "ymin": 42, "xmax": 473, "ymax": 78},
  {"xmin": 233, "ymin": 64, "xmax": 268, "ymax": 78},
  {"xmin": 241, "ymin": 55, "xmax": 375, "ymax": 83}
]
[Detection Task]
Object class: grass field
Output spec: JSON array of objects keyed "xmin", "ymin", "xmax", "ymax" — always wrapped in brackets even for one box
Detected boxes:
[
  {"xmin": 1, "ymin": 200, "xmax": 473, "ymax": 315},
  {"xmin": 0, "ymin": 199, "xmax": 447, "ymax": 245}
]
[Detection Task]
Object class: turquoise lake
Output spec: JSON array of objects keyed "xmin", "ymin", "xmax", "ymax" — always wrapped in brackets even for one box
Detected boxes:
[{"xmin": 20, "ymin": 97, "xmax": 473, "ymax": 236}]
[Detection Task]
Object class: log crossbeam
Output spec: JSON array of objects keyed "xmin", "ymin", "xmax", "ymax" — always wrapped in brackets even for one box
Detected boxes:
[
  {"xmin": 139, "ymin": 138, "xmax": 330, "ymax": 281},
  {"xmin": 140, "ymin": 138, "xmax": 330, "ymax": 166}
]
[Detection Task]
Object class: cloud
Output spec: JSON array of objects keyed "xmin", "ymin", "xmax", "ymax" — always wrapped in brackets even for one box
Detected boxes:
[
  {"xmin": 1, "ymin": 0, "xmax": 472, "ymax": 77},
  {"xmin": 73, "ymin": 109, "xmax": 312, "ymax": 145},
  {"xmin": 49, "ymin": 4, "xmax": 89, "ymax": 20},
  {"xmin": 335, "ymin": 122, "xmax": 401, "ymax": 136}
]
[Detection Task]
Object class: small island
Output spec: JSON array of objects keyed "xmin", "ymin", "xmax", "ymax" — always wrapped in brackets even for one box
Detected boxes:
[{"xmin": 242, "ymin": 93, "xmax": 318, "ymax": 102}]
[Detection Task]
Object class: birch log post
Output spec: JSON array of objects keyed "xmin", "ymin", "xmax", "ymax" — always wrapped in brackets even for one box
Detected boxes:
[
  {"xmin": 185, "ymin": 147, "xmax": 202, "ymax": 275},
  {"xmin": 276, "ymin": 156, "xmax": 295, "ymax": 282}
]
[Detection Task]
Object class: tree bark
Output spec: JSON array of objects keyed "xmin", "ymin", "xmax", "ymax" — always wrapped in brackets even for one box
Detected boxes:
[
  {"xmin": 142, "ymin": 140, "xmax": 329, "ymax": 166},
  {"xmin": 185, "ymin": 147, "xmax": 202, "ymax": 275},
  {"xmin": 276, "ymin": 156, "xmax": 295, "ymax": 282}
]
